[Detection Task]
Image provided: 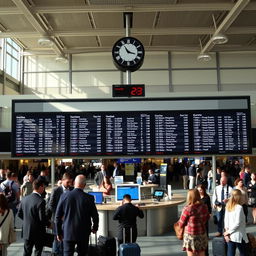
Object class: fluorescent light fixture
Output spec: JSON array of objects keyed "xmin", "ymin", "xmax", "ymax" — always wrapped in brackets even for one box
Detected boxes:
[
  {"xmin": 38, "ymin": 37, "xmax": 54, "ymax": 47},
  {"xmin": 55, "ymin": 56, "xmax": 68, "ymax": 63},
  {"xmin": 197, "ymin": 53, "xmax": 212, "ymax": 62},
  {"xmin": 212, "ymin": 34, "xmax": 228, "ymax": 45}
]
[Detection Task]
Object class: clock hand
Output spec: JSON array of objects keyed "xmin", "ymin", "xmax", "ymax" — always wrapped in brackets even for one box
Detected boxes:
[{"xmin": 124, "ymin": 46, "xmax": 136, "ymax": 55}]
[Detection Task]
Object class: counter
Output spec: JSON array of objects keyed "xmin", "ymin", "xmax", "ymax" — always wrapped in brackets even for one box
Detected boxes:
[{"xmin": 96, "ymin": 194, "xmax": 185, "ymax": 237}]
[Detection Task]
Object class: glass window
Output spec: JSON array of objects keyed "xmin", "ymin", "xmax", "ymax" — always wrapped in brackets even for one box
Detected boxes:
[{"xmin": 5, "ymin": 38, "xmax": 21, "ymax": 80}]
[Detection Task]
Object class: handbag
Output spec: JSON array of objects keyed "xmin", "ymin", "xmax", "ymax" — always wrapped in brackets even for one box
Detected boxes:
[
  {"xmin": 248, "ymin": 197, "xmax": 256, "ymax": 207},
  {"xmin": 173, "ymin": 222, "xmax": 184, "ymax": 240}
]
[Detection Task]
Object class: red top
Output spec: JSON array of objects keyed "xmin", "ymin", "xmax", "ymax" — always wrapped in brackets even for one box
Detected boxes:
[
  {"xmin": 178, "ymin": 203, "xmax": 209, "ymax": 235},
  {"xmin": 99, "ymin": 183, "xmax": 113, "ymax": 196}
]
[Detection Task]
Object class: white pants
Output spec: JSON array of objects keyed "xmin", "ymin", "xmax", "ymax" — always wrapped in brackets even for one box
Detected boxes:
[{"xmin": 189, "ymin": 176, "xmax": 195, "ymax": 189}]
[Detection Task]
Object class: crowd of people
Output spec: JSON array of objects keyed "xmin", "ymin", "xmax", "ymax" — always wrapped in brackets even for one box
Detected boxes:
[
  {"xmin": 0, "ymin": 164, "xmax": 144, "ymax": 256},
  {"xmin": 0, "ymin": 159, "xmax": 256, "ymax": 256},
  {"xmin": 178, "ymin": 162, "xmax": 256, "ymax": 256}
]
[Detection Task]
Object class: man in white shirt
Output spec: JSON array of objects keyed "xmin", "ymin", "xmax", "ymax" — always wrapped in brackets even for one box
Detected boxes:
[{"xmin": 212, "ymin": 176, "xmax": 233, "ymax": 237}]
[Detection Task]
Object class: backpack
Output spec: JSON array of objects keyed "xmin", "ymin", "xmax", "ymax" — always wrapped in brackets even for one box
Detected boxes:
[{"xmin": 2, "ymin": 181, "xmax": 16, "ymax": 203}]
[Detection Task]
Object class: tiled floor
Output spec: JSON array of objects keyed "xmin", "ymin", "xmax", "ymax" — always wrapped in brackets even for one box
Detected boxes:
[{"xmin": 7, "ymin": 186, "xmax": 256, "ymax": 256}]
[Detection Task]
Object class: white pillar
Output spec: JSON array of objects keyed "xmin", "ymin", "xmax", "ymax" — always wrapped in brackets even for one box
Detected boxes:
[
  {"xmin": 51, "ymin": 158, "xmax": 55, "ymax": 190},
  {"xmin": 212, "ymin": 155, "xmax": 216, "ymax": 190}
]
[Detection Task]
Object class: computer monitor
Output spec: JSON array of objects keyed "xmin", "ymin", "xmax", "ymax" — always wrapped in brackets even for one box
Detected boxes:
[
  {"xmin": 153, "ymin": 190, "xmax": 164, "ymax": 201},
  {"xmin": 114, "ymin": 176, "xmax": 124, "ymax": 184},
  {"xmin": 88, "ymin": 191, "xmax": 103, "ymax": 204},
  {"xmin": 115, "ymin": 184, "xmax": 141, "ymax": 202}
]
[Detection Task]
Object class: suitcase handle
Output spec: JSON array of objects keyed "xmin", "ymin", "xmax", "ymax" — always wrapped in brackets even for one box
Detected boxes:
[{"xmin": 122, "ymin": 227, "xmax": 133, "ymax": 244}]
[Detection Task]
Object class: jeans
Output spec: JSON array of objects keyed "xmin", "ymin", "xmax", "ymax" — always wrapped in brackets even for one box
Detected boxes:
[
  {"xmin": 52, "ymin": 236, "xmax": 63, "ymax": 256},
  {"xmin": 216, "ymin": 208, "xmax": 225, "ymax": 234},
  {"xmin": 227, "ymin": 240, "xmax": 247, "ymax": 256},
  {"xmin": 207, "ymin": 178, "xmax": 212, "ymax": 193}
]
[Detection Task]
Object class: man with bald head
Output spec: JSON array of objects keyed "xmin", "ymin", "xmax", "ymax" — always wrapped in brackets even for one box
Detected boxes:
[
  {"xmin": 55, "ymin": 175, "xmax": 99, "ymax": 256},
  {"xmin": 212, "ymin": 175, "xmax": 233, "ymax": 237}
]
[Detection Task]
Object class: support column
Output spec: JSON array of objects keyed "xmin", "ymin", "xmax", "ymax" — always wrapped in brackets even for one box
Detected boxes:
[
  {"xmin": 51, "ymin": 158, "xmax": 55, "ymax": 190},
  {"xmin": 125, "ymin": 12, "xmax": 131, "ymax": 85},
  {"xmin": 212, "ymin": 155, "xmax": 216, "ymax": 191}
]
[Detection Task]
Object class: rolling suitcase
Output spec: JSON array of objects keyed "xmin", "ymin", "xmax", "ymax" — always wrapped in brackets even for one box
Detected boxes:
[
  {"xmin": 98, "ymin": 235, "xmax": 116, "ymax": 256},
  {"xmin": 119, "ymin": 228, "xmax": 141, "ymax": 256},
  {"xmin": 212, "ymin": 236, "xmax": 227, "ymax": 256},
  {"xmin": 88, "ymin": 233, "xmax": 104, "ymax": 256}
]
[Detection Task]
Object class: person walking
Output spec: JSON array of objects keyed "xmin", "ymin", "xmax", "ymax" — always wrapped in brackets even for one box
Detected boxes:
[
  {"xmin": 55, "ymin": 175, "xmax": 99, "ymax": 256},
  {"xmin": 224, "ymin": 189, "xmax": 248, "ymax": 256},
  {"xmin": 188, "ymin": 162, "xmax": 196, "ymax": 189},
  {"xmin": 178, "ymin": 189, "xmax": 209, "ymax": 256},
  {"xmin": 212, "ymin": 176, "xmax": 233, "ymax": 237},
  {"xmin": 0, "ymin": 171, "xmax": 20, "ymax": 226},
  {"xmin": 247, "ymin": 172, "xmax": 256, "ymax": 224},
  {"xmin": 234, "ymin": 178, "xmax": 248, "ymax": 223},
  {"xmin": 94, "ymin": 164, "xmax": 106, "ymax": 186},
  {"xmin": 113, "ymin": 194, "xmax": 144, "ymax": 245},
  {"xmin": 48, "ymin": 172, "xmax": 73, "ymax": 256},
  {"xmin": 18, "ymin": 179, "xmax": 50, "ymax": 256},
  {"xmin": 0, "ymin": 194, "xmax": 15, "ymax": 256},
  {"xmin": 207, "ymin": 169, "xmax": 213, "ymax": 193},
  {"xmin": 20, "ymin": 172, "xmax": 34, "ymax": 199}
]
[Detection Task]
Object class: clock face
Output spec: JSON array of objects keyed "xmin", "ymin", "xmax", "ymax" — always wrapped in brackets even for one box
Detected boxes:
[{"xmin": 112, "ymin": 37, "xmax": 145, "ymax": 72}]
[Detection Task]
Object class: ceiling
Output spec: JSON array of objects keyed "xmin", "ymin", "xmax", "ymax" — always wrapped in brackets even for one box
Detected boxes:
[{"xmin": 1, "ymin": 0, "xmax": 256, "ymax": 58}]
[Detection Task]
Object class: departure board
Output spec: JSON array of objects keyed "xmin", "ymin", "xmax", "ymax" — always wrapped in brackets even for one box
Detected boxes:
[
  {"xmin": 14, "ymin": 114, "xmax": 67, "ymax": 157},
  {"xmin": 12, "ymin": 97, "xmax": 252, "ymax": 157}
]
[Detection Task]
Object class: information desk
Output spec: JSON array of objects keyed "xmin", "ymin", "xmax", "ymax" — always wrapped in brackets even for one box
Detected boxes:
[
  {"xmin": 89, "ymin": 183, "xmax": 158, "ymax": 197},
  {"xmin": 96, "ymin": 194, "xmax": 185, "ymax": 237}
]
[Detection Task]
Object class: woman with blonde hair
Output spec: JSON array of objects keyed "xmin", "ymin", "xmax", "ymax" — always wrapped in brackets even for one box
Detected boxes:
[
  {"xmin": 224, "ymin": 189, "xmax": 248, "ymax": 256},
  {"xmin": 178, "ymin": 189, "xmax": 209, "ymax": 256}
]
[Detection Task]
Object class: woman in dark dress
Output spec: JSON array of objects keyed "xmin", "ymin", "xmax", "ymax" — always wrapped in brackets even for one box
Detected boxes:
[
  {"xmin": 247, "ymin": 172, "xmax": 256, "ymax": 224},
  {"xmin": 197, "ymin": 184, "xmax": 211, "ymax": 256}
]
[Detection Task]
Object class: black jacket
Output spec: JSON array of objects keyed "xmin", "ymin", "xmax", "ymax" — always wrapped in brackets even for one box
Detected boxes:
[
  {"xmin": 55, "ymin": 188, "xmax": 99, "ymax": 241},
  {"xmin": 18, "ymin": 192, "xmax": 49, "ymax": 240}
]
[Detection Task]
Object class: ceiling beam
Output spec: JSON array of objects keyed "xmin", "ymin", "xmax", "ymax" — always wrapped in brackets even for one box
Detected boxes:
[
  {"xmin": 2, "ymin": 26, "xmax": 256, "ymax": 39},
  {"xmin": 23, "ymin": 44, "xmax": 256, "ymax": 55},
  {"xmin": 1, "ymin": 2, "xmax": 256, "ymax": 15},
  {"xmin": 11, "ymin": 0, "xmax": 64, "ymax": 56},
  {"xmin": 201, "ymin": 0, "xmax": 250, "ymax": 54},
  {"xmin": 32, "ymin": 3, "xmax": 256, "ymax": 13}
]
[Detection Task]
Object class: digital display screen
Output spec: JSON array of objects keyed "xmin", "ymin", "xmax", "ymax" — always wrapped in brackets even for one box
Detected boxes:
[
  {"xmin": 88, "ymin": 192, "xmax": 103, "ymax": 204},
  {"xmin": 116, "ymin": 185, "xmax": 140, "ymax": 201},
  {"xmin": 153, "ymin": 190, "xmax": 164, "ymax": 198},
  {"xmin": 12, "ymin": 97, "xmax": 252, "ymax": 157},
  {"xmin": 112, "ymin": 84, "xmax": 145, "ymax": 97}
]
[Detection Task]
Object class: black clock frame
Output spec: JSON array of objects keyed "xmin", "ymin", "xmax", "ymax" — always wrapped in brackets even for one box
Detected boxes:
[{"xmin": 112, "ymin": 36, "xmax": 145, "ymax": 72}]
